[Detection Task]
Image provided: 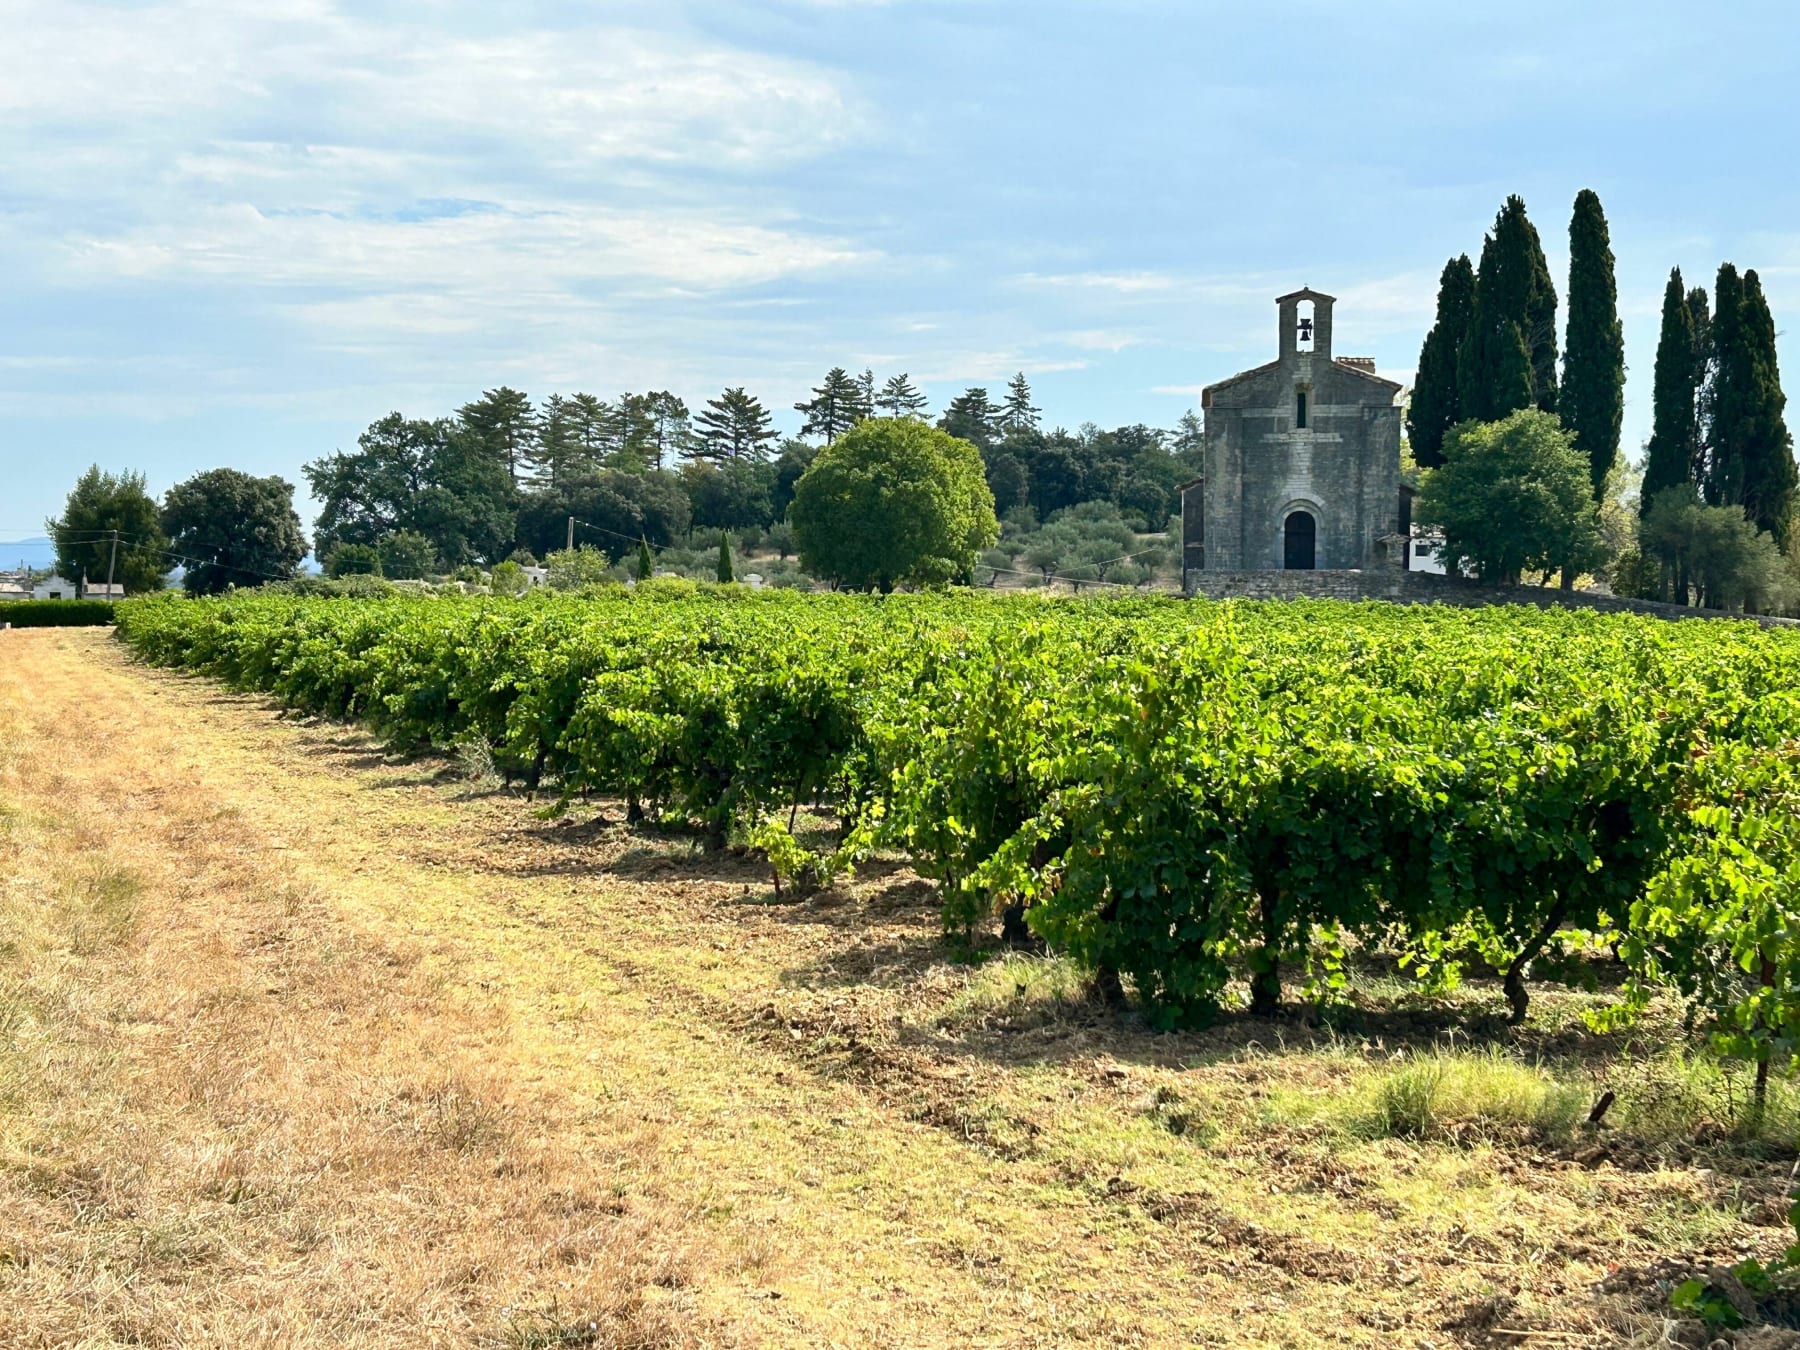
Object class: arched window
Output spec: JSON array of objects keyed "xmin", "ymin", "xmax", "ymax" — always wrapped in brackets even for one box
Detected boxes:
[
  {"xmin": 1284, "ymin": 511, "xmax": 1316, "ymax": 570},
  {"xmin": 1295, "ymin": 389, "xmax": 1308, "ymax": 429}
]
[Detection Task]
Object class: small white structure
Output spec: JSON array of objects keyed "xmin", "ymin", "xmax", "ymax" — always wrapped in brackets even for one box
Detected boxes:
[
  {"xmin": 1408, "ymin": 532, "xmax": 1448, "ymax": 576},
  {"xmin": 742, "ymin": 572, "xmax": 765, "ymax": 590},
  {"xmin": 33, "ymin": 574, "xmax": 78, "ymax": 600},
  {"xmin": 521, "ymin": 566, "xmax": 548, "ymax": 588},
  {"xmin": 83, "ymin": 582, "xmax": 125, "ymax": 599}
]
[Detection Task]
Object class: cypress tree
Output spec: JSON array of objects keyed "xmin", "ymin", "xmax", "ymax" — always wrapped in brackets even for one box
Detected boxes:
[
  {"xmin": 716, "ymin": 533, "xmax": 734, "ymax": 583},
  {"xmin": 1687, "ymin": 286, "xmax": 1715, "ymax": 489},
  {"xmin": 1408, "ymin": 254, "xmax": 1476, "ymax": 468},
  {"xmin": 1562, "ymin": 190, "xmax": 1624, "ymax": 498},
  {"xmin": 1737, "ymin": 270, "xmax": 1797, "ymax": 549},
  {"xmin": 636, "ymin": 536, "xmax": 653, "ymax": 581},
  {"xmin": 1460, "ymin": 196, "xmax": 1559, "ymax": 422},
  {"xmin": 1495, "ymin": 322, "xmax": 1534, "ymax": 423},
  {"xmin": 1706, "ymin": 264, "xmax": 1748, "ymax": 508},
  {"xmin": 1641, "ymin": 268, "xmax": 1698, "ymax": 516}
]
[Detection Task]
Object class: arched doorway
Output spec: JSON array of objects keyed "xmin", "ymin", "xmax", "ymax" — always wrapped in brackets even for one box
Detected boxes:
[{"xmin": 1283, "ymin": 510, "xmax": 1316, "ymax": 570}]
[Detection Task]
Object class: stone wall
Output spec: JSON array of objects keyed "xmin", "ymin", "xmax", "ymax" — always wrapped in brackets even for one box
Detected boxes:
[{"xmin": 1183, "ymin": 568, "xmax": 1800, "ymax": 629}]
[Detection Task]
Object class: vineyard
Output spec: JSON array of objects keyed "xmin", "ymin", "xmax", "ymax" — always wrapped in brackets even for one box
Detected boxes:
[{"xmin": 115, "ymin": 587, "xmax": 1800, "ymax": 1084}]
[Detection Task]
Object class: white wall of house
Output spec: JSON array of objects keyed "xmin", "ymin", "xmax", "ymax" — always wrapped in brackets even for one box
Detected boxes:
[
  {"xmin": 33, "ymin": 574, "xmax": 77, "ymax": 600},
  {"xmin": 1409, "ymin": 532, "xmax": 1448, "ymax": 576}
]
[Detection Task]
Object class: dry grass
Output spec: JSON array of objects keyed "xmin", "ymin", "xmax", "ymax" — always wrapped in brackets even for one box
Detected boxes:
[
  {"xmin": 3, "ymin": 628, "xmax": 1797, "ymax": 1348},
  {"xmin": 0, "ymin": 633, "xmax": 733, "ymax": 1349}
]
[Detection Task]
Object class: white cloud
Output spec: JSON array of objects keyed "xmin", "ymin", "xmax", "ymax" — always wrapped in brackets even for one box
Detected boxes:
[
  {"xmin": 0, "ymin": 2, "xmax": 855, "ymax": 177},
  {"xmin": 64, "ymin": 204, "xmax": 870, "ymax": 294},
  {"xmin": 1150, "ymin": 384, "xmax": 1206, "ymax": 397}
]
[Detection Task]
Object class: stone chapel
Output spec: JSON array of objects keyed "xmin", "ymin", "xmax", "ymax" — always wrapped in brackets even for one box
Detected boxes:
[{"xmin": 1181, "ymin": 289, "xmax": 1410, "ymax": 576}]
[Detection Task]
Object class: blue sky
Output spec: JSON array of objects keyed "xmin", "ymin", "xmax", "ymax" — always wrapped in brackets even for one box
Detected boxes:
[{"xmin": 4, "ymin": 0, "xmax": 1800, "ymax": 539}]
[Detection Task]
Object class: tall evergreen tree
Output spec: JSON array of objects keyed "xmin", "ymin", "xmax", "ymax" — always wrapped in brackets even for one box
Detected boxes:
[
  {"xmin": 694, "ymin": 387, "xmax": 780, "ymax": 462},
  {"xmin": 795, "ymin": 367, "xmax": 863, "ymax": 443},
  {"xmin": 643, "ymin": 391, "xmax": 692, "ymax": 470},
  {"xmin": 1686, "ymin": 287, "xmax": 1715, "ymax": 491},
  {"xmin": 716, "ymin": 533, "xmax": 734, "ymax": 583},
  {"xmin": 1561, "ymin": 190, "xmax": 1624, "ymax": 498},
  {"xmin": 613, "ymin": 393, "xmax": 662, "ymax": 470},
  {"xmin": 877, "ymin": 373, "xmax": 929, "ymax": 419},
  {"xmin": 1705, "ymin": 264, "xmax": 1748, "ymax": 508},
  {"xmin": 534, "ymin": 393, "xmax": 581, "ymax": 488},
  {"xmin": 1000, "ymin": 372, "xmax": 1041, "ymax": 436},
  {"xmin": 1408, "ymin": 254, "xmax": 1476, "ymax": 468},
  {"xmin": 856, "ymin": 369, "xmax": 876, "ymax": 421},
  {"xmin": 1737, "ymin": 270, "xmax": 1798, "ymax": 549},
  {"xmin": 939, "ymin": 387, "xmax": 999, "ymax": 450},
  {"xmin": 458, "ymin": 387, "xmax": 536, "ymax": 488},
  {"xmin": 567, "ymin": 393, "xmax": 613, "ymax": 473},
  {"xmin": 1459, "ymin": 196, "xmax": 1559, "ymax": 422},
  {"xmin": 1641, "ymin": 268, "xmax": 1699, "ymax": 516}
]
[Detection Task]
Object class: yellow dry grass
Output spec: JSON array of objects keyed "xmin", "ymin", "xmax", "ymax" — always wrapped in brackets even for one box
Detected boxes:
[{"xmin": 0, "ymin": 628, "xmax": 1791, "ymax": 1348}]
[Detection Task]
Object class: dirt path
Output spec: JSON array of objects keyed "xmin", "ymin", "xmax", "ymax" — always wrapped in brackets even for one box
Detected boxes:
[{"xmin": 0, "ymin": 629, "xmax": 1758, "ymax": 1347}]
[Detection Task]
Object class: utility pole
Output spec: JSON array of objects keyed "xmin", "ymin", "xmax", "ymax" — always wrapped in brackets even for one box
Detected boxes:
[
  {"xmin": 104, "ymin": 529, "xmax": 119, "ymax": 599},
  {"xmin": 566, "ymin": 516, "xmax": 575, "ymax": 553}
]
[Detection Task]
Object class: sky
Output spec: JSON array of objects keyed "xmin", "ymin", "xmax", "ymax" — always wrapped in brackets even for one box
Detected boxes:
[{"xmin": 5, "ymin": 0, "xmax": 1800, "ymax": 540}]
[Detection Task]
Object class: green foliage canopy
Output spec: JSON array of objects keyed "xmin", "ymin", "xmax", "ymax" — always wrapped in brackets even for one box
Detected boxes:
[
  {"xmin": 48, "ymin": 465, "xmax": 169, "ymax": 594},
  {"xmin": 1416, "ymin": 410, "xmax": 1605, "ymax": 585},
  {"xmin": 789, "ymin": 418, "xmax": 999, "ymax": 591}
]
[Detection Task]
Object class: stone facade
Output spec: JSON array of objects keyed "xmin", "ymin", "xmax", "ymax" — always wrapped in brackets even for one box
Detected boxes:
[{"xmin": 1184, "ymin": 289, "xmax": 1405, "ymax": 575}]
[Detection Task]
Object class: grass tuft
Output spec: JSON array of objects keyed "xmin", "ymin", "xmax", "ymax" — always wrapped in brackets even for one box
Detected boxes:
[
  {"xmin": 1350, "ymin": 1048, "xmax": 1589, "ymax": 1143},
  {"xmin": 938, "ymin": 953, "xmax": 1095, "ymax": 1026}
]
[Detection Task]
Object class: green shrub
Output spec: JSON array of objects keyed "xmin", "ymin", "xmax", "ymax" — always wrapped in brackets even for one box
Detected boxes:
[{"xmin": 0, "ymin": 600, "xmax": 116, "ymax": 627}]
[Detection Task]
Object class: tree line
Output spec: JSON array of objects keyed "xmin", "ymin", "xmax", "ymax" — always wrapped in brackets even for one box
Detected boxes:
[
  {"xmin": 46, "ymin": 366, "xmax": 1201, "ymax": 595},
  {"xmin": 1409, "ymin": 190, "xmax": 1796, "ymax": 610}
]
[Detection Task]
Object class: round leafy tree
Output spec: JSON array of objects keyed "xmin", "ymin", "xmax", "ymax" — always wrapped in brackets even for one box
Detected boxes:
[
  {"xmin": 1416, "ymin": 409, "xmax": 1605, "ymax": 585},
  {"xmin": 789, "ymin": 417, "xmax": 998, "ymax": 591}
]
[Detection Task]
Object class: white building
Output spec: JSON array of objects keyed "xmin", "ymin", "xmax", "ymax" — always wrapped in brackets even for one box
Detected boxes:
[
  {"xmin": 1408, "ymin": 532, "xmax": 1448, "ymax": 576},
  {"xmin": 33, "ymin": 574, "xmax": 78, "ymax": 600}
]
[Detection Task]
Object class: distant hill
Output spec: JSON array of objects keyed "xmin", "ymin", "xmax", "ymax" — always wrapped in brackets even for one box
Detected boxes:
[{"xmin": 0, "ymin": 537, "xmax": 55, "ymax": 571}]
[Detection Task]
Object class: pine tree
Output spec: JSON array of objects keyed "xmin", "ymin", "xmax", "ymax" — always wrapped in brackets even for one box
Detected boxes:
[
  {"xmin": 939, "ymin": 387, "xmax": 999, "ymax": 450},
  {"xmin": 1642, "ymin": 269, "xmax": 1699, "ymax": 516},
  {"xmin": 1737, "ymin": 270, "xmax": 1797, "ymax": 549},
  {"xmin": 636, "ymin": 536, "xmax": 654, "ymax": 581},
  {"xmin": 1408, "ymin": 254, "xmax": 1476, "ymax": 468},
  {"xmin": 1561, "ymin": 190, "xmax": 1624, "ymax": 498},
  {"xmin": 1459, "ymin": 196, "xmax": 1559, "ymax": 422},
  {"xmin": 694, "ymin": 387, "xmax": 779, "ymax": 462},
  {"xmin": 716, "ymin": 533, "xmax": 734, "ymax": 583},
  {"xmin": 1706, "ymin": 264, "xmax": 1748, "ymax": 508},
  {"xmin": 1000, "ymin": 372, "xmax": 1041, "ymax": 436},
  {"xmin": 856, "ymin": 369, "xmax": 876, "ymax": 421},
  {"xmin": 612, "ymin": 393, "xmax": 660, "ymax": 471},
  {"xmin": 643, "ymin": 392, "xmax": 691, "ymax": 470},
  {"xmin": 567, "ymin": 393, "xmax": 613, "ymax": 474},
  {"xmin": 534, "ymin": 393, "xmax": 580, "ymax": 488},
  {"xmin": 795, "ymin": 368, "xmax": 863, "ymax": 443},
  {"xmin": 458, "ymin": 387, "xmax": 536, "ymax": 487},
  {"xmin": 877, "ymin": 373, "xmax": 929, "ymax": 419}
]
